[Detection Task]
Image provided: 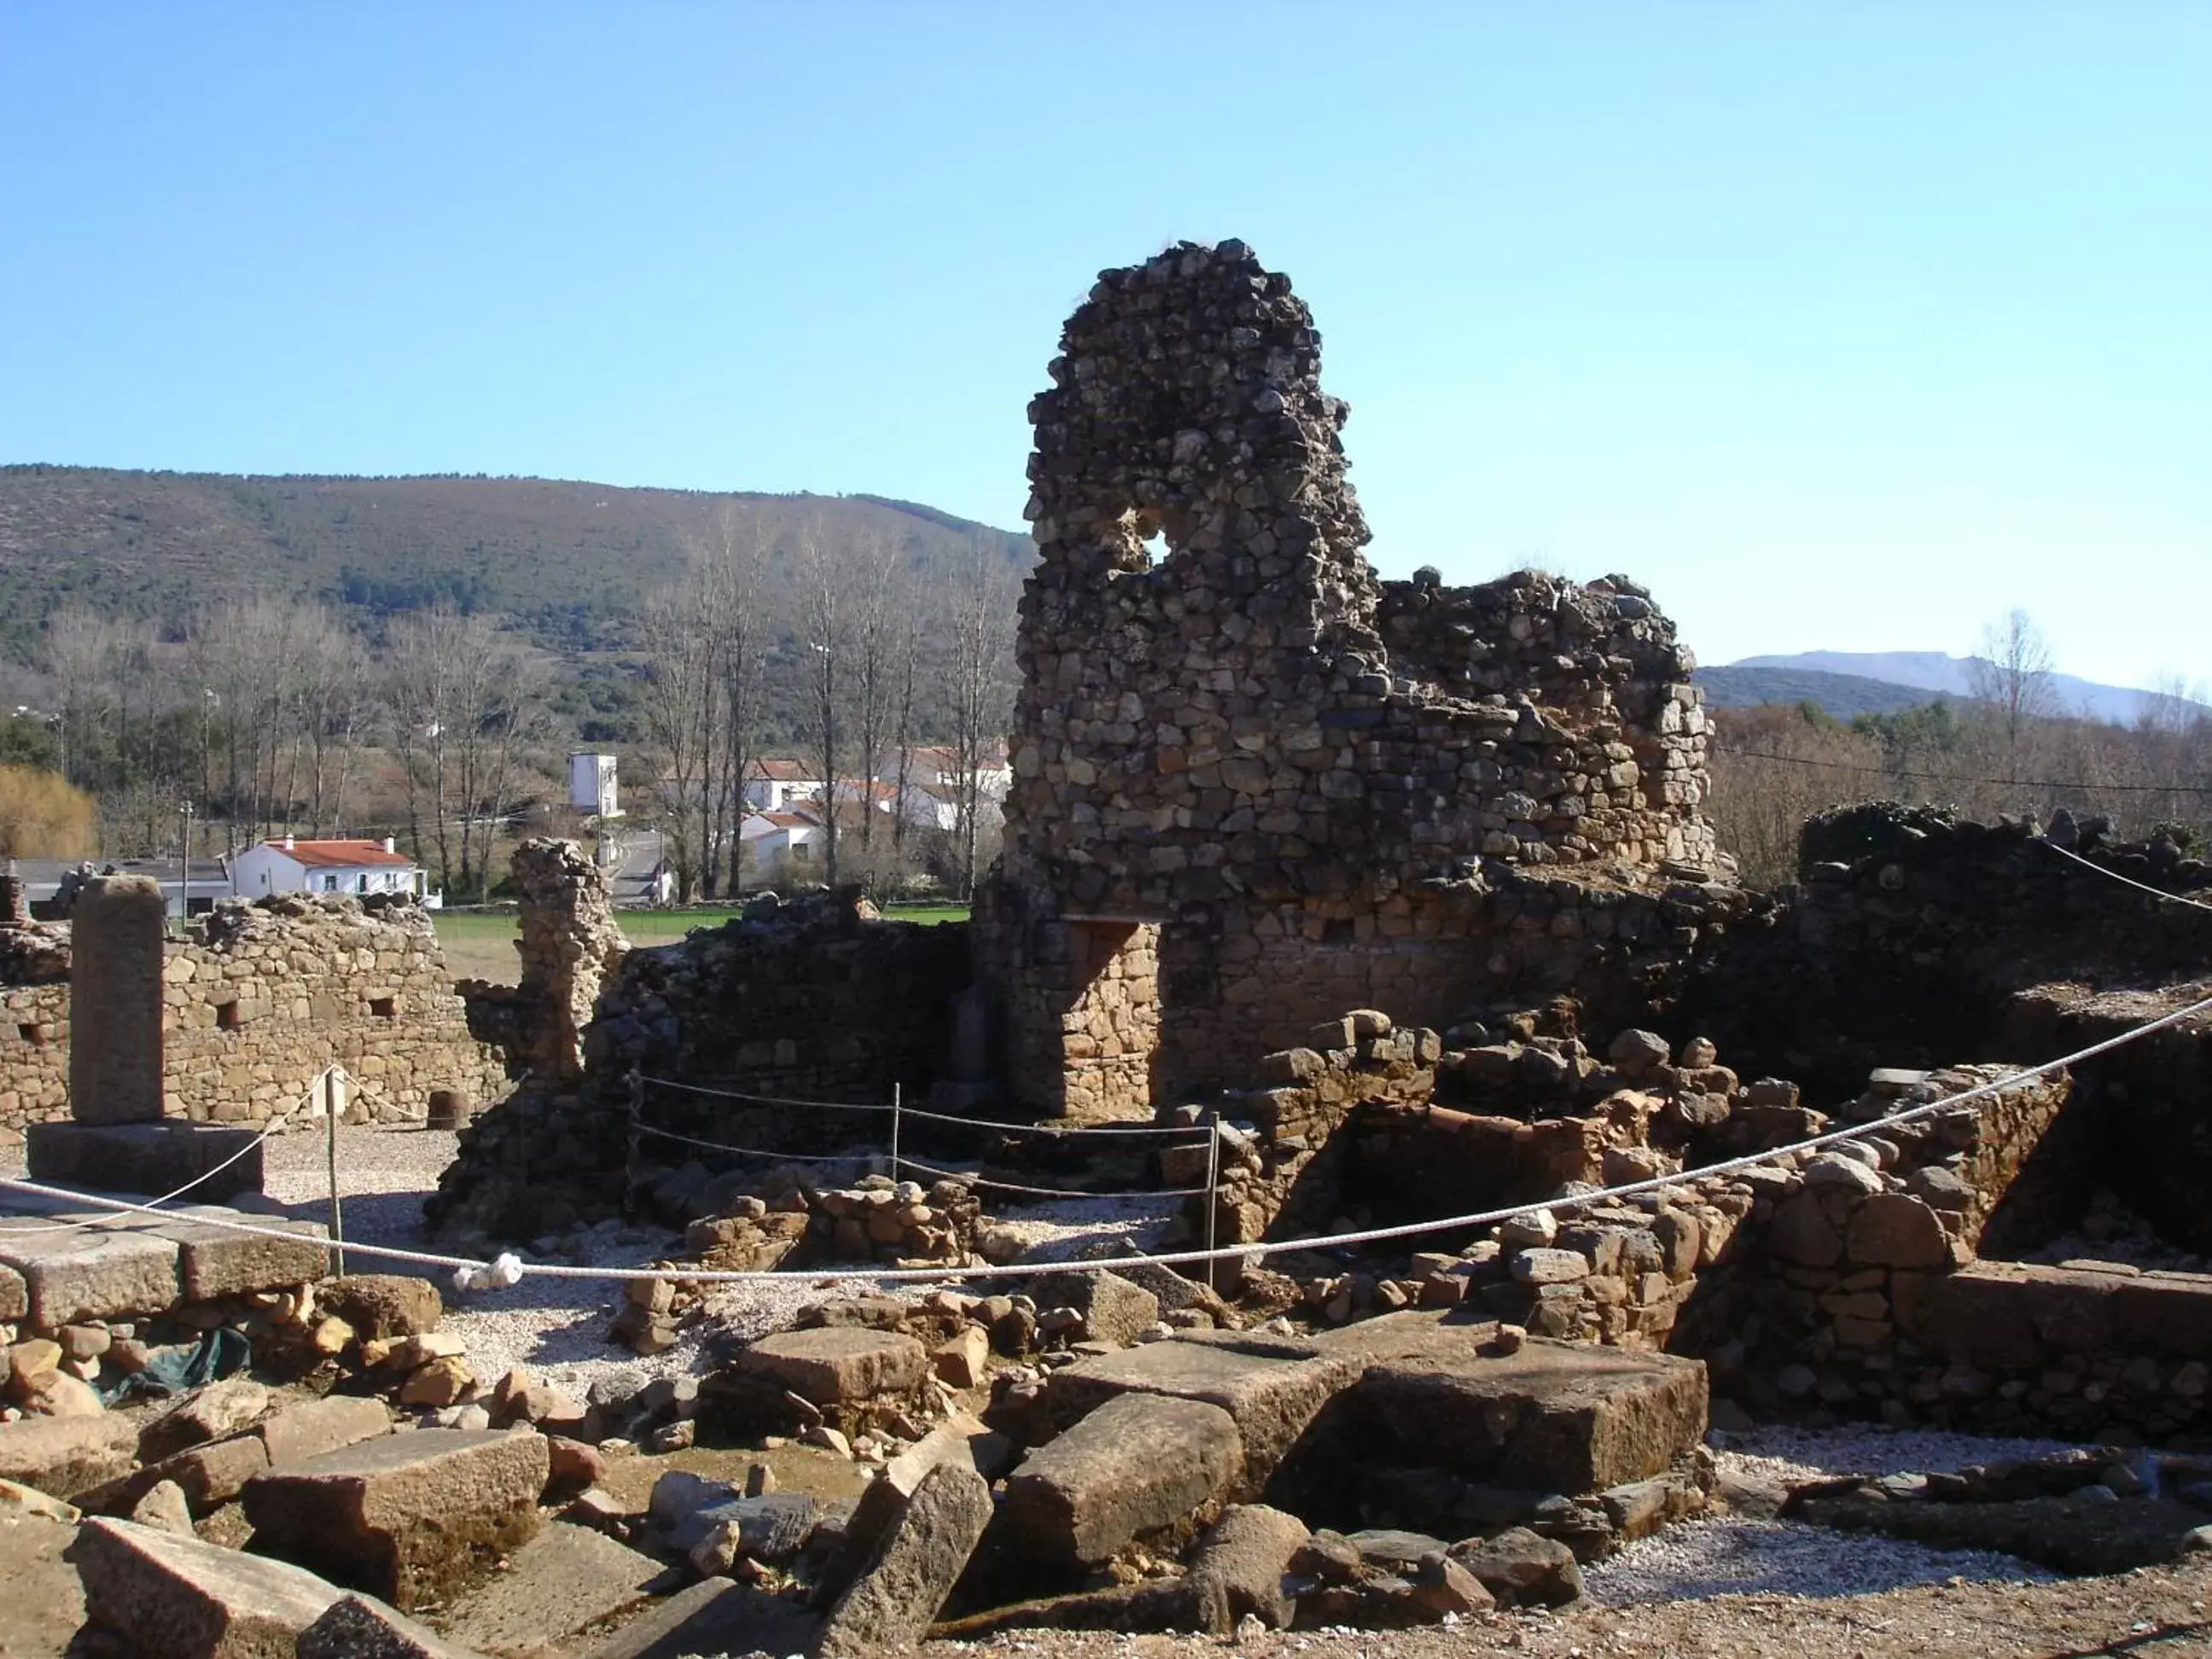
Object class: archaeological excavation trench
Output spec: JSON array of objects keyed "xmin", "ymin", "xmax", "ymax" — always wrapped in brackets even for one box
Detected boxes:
[{"xmin": 2, "ymin": 240, "xmax": 2209, "ymax": 1656}]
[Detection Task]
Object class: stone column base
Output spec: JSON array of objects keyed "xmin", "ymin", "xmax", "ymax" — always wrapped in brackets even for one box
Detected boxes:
[{"xmin": 25, "ymin": 1121, "xmax": 266, "ymax": 1204}]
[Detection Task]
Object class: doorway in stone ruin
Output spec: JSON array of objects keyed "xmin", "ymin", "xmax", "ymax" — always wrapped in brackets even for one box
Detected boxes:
[{"xmin": 1059, "ymin": 920, "xmax": 1163, "ymax": 1121}]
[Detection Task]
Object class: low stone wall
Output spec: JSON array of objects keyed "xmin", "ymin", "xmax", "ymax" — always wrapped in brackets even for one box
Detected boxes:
[
  {"xmin": 0, "ymin": 895, "xmax": 509, "ymax": 1137},
  {"xmin": 430, "ymin": 890, "xmax": 973, "ymax": 1238}
]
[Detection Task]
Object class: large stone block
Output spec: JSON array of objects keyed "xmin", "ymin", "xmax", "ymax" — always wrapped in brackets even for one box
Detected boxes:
[
  {"xmin": 1029, "ymin": 1270, "xmax": 1161, "ymax": 1347},
  {"xmin": 24, "ymin": 1121, "xmax": 265, "ymax": 1205},
  {"xmin": 0, "ymin": 1262, "xmax": 25, "ymax": 1321},
  {"xmin": 321, "ymin": 1274, "xmax": 443, "ymax": 1339},
  {"xmin": 1041, "ymin": 1335, "xmax": 1342, "ymax": 1493},
  {"xmin": 259, "ymin": 1393, "xmax": 393, "ymax": 1468},
  {"xmin": 68, "ymin": 1516, "xmax": 345, "ymax": 1657},
  {"xmin": 67, "ymin": 875, "xmax": 167, "ymax": 1126},
  {"xmin": 166, "ymin": 1206, "xmax": 330, "ymax": 1299},
  {"xmin": 0, "ymin": 1411, "xmax": 140, "ymax": 1500},
  {"xmin": 242, "ymin": 1428, "xmax": 549, "ymax": 1610},
  {"xmin": 299, "ymin": 1594, "xmax": 491, "ymax": 1659},
  {"xmin": 0, "ymin": 1217, "xmax": 180, "ymax": 1327},
  {"xmin": 1001, "ymin": 1391, "xmax": 1243, "ymax": 1566},
  {"xmin": 815, "ymin": 1458, "xmax": 993, "ymax": 1659},
  {"xmin": 1354, "ymin": 1337, "xmax": 1706, "ymax": 1494},
  {"xmin": 734, "ymin": 1326, "xmax": 928, "ymax": 1405}
]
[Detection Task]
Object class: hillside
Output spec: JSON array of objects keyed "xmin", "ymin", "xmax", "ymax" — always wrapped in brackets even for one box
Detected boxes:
[
  {"xmin": 1695, "ymin": 665, "xmax": 1946, "ymax": 719},
  {"xmin": 1728, "ymin": 649, "xmax": 2205, "ymax": 727},
  {"xmin": 0, "ymin": 466, "xmax": 1033, "ymax": 658}
]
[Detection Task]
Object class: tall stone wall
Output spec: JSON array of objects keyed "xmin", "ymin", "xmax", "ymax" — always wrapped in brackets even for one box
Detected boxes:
[
  {"xmin": 977, "ymin": 240, "xmax": 1719, "ymax": 1118},
  {"xmin": 0, "ymin": 894, "xmax": 509, "ymax": 1136}
]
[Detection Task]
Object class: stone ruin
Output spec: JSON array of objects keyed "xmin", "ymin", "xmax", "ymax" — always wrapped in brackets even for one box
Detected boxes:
[
  {"xmin": 6, "ymin": 242, "xmax": 2212, "ymax": 1655},
  {"xmin": 976, "ymin": 239, "xmax": 1720, "ymax": 1118}
]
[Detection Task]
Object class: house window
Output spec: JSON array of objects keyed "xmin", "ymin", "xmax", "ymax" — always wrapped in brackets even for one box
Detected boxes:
[
  {"xmin": 321, "ymin": 874, "xmax": 339, "ymax": 893},
  {"xmin": 792, "ymin": 842, "xmax": 812, "ymax": 863}
]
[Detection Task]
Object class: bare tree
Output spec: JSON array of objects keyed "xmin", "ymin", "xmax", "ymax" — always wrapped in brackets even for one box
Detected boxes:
[
  {"xmin": 637, "ymin": 573, "xmax": 724, "ymax": 900},
  {"xmin": 707, "ymin": 508, "xmax": 770, "ymax": 898},
  {"xmin": 1969, "ymin": 607, "xmax": 2058, "ymax": 762},
  {"xmin": 944, "ymin": 540, "xmax": 1020, "ymax": 899},
  {"xmin": 796, "ymin": 522, "xmax": 846, "ymax": 888}
]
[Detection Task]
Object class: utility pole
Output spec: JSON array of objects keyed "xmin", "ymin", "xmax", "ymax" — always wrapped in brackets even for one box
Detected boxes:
[{"xmin": 179, "ymin": 800, "xmax": 193, "ymax": 926}]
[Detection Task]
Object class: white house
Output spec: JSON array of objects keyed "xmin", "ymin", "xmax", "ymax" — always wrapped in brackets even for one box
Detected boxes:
[
  {"xmin": 230, "ymin": 837, "xmax": 431, "ymax": 904},
  {"xmin": 737, "ymin": 808, "xmax": 826, "ymax": 884},
  {"xmin": 741, "ymin": 758, "xmax": 824, "ymax": 812}
]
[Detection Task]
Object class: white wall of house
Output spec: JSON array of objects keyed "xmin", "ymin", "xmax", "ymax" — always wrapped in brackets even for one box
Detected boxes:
[{"xmin": 230, "ymin": 841, "xmax": 428, "ymax": 901}]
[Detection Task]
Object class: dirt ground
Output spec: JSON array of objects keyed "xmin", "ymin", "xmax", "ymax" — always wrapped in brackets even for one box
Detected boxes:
[{"xmin": 928, "ymin": 1557, "xmax": 2212, "ymax": 1658}]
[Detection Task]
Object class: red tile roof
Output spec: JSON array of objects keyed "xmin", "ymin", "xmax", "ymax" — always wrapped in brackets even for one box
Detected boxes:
[{"xmin": 264, "ymin": 839, "xmax": 416, "ymax": 869}]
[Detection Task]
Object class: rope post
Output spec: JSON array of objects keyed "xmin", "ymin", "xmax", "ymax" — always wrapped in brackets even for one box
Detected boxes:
[
  {"xmin": 323, "ymin": 1067, "xmax": 346, "ymax": 1276},
  {"xmin": 623, "ymin": 1069, "xmax": 643, "ymax": 1220},
  {"xmin": 891, "ymin": 1081, "xmax": 903, "ymax": 1179},
  {"xmin": 1203, "ymin": 1105, "xmax": 1221, "ymax": 1293}
]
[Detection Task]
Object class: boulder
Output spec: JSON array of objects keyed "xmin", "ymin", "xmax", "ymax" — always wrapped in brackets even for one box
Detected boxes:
[
  {"xmin": 242, "ymin": 1428, "xmax": 548, "ymax": 1610},
  {"xmin": 1001, "ymin": 1392, "xmax": 1243, "ymax": 1567},
  {"xmin": 1845, "ymin": 1192, "xmax": 1950, "ymax": 1269},
  {"xmin": 1186, "ymin": 1503, "xmax": 1310, "ymax": 1633},
  {"xmin": 68, "ymin": 1516, "xmax": 344, "ymax": 1657},
  {"xmin": 734, "ymin": 1327, "xmax": 928, "ymax": 1405},
  {"xmin": 99, "ymin": 1431, "xmax": 271, "ymax": 1516},
  {"xmin": 815, "ymin": 1412, "xmax": 1014, "ymax": 1601},
  {"xmin": 321, "ymin": 1274, "xmax": 443, "ymax": 1339},
  {"xmin": 1029, "ymin": 1271, "xmax": 1161, "ymax": 1348},
  {"xmin": 0, "ymin": 1409, "xmax": 140, "ymax": 1499},
  {"xmin": 931, "ymin": 1325, "xmax": 988, "ymax": 1388},
  {"xmin": 1447, "ymin": 1524, "xmax": 1585, "ymax": 1607},
  {"xmin": 128, "ymin": 1478, "xmax": 197, "ymax": 1537},
  {"xmin": 814, "ymin": 1459, "xmax": 993, "ymax": 1659},
  {"xmin": 0, "ymin": 1474, "xmax": 79, "ymax": 1522}
]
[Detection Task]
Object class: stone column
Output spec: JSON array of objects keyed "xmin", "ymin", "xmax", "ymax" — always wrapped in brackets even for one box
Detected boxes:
[{"xmin": 68, "ymin": 874, "xmax": 168, "ymax": 1124}]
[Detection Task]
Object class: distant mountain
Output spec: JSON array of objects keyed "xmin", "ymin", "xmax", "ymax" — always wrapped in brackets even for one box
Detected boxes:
[
  {"xmin": 0, "ymin": 466, "xmax": 1033, "ymax": 658},
  {"xmin": 1727, "ymin": 651, "xmax": 2206, "ymax": 727},
  {"xmin": 1695, "ymin": 666, "xmax": 1943, "ymax": 719}
]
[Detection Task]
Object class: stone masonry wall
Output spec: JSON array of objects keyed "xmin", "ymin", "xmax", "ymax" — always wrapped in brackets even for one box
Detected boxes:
[
  {"xmin": 979, "ymin": 239, "xmax": 1720, "ymax": 1118},
  {"xmin": 0, "ymin": 894, "xmax": 509, "ymax": 1136}
]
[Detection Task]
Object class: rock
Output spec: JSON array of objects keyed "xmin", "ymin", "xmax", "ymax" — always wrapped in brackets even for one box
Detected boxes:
[
  {"xmin": 931, "ymin": 1325, "xmax": 989, "ymax": 1389},
  {"xmin": 1001, "ymin": 1391, "xmax": 1243, "ymax": 1567},
  {"xmin": 0, "ymin": 1474, "xmax": 79, "ymax": 1522},
  {"xmin": 1029, "ymin": 1271, "xmax": 1162, "ymax": 1348},
  {"xmin": 128, "ymin": 1478, "xmax": 197, "ymax": 1536},
  {"xmin": 1449, "ymin": 1525, "xmax": 1584, "ymax": 1606},
  {"xmin": 546, "ymin": 1435, "xmax": 605, "ymax": 1490},
  {"xmin": 164, "ymin": 1213, "xmax": 332, "ymax": 1303},
  {"xmin": 735, "ymin": 1327, "xmax": 928, "ymax": 1405},
  {"xmin": 259, "ymin": 1394, "xmax": 392, "ymax": 1467},
  {"xmin": 57, "ymin": 1323, "xmax": 111, "ymax": 1362},
  {"xmin": 397, "ymin": 1355, "xmax": 474, "ymax": 1407},
  {"xmin": 1499, "ymin": 1210, "xmax": 1557, "ymax": 1248},
  {"xmin": 101, "ymin": 1431, "xmax": 271, "ymax": 1516},
  {"xmin": 1804, "ymin": 1154, "xmax": 1884, "ymax": 1196},
  {"xmin": 1511, "ymin": 1248, "xmax": 1591, "ymax": 1285},
  {"xmin": 1846, "ymin": 1192, "xmax": 1951, "ymax": 1268},
  {"xmin": 579, "ymin": 1578, "xmax": 818, "ymax": 1659},
  {"xmin": 322, "ymin": 1275, "xmax": 443, "ymax": 1339},
  {"xmin": 1770, "ymin": 1190, "xmax": 1843, "ymax": 1267},
  {"xmin": 242, "ymin": 1428, "xmax": 549, "ymax": 1610},
  {"xmin": 814, "ymin": 1459, "xmax": 993, "ymax": 1659},
  {"xmin": 1406, "ymin": 1551, "xmax": 1493, "ymax": 1618},
  {"xmin": 140, "ymin": 1377, "xmax": 271, "ymax": 1462},
  {"xmin": 68, "ymin": 1516, "xmax": 344, "ymax": 1656},
  {"xmin": 22, "ymin": 1369, "xmax": 103, "ymax": 1417},
  {"xmin": 1186, "ymin": 1503, "xmax": 1310, "ymax": 1633},
  {"xmin": 298, "ymin": 1593, "xmax": 488, "ymax": 1659},
  {"xmin": 1609, "ymin": 1029, "xmax": 1670, "ymax": 1075},
  {"xmin": 0, "ymin": 1409, "xmax": 139, "ymax": 1499}
]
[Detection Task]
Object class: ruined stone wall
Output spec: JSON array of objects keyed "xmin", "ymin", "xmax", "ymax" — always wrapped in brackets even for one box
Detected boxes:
[
  {"xmin": 980, "ymin": 240, "xmax": 1720, "ymax": 1117},
  {"xmin": 0, "ymin": 895, "xmax": 509, "ymax": 1136},
  {"xmin": 431, "ymin": 889, "xmax": 972, "ymax": 1238}
]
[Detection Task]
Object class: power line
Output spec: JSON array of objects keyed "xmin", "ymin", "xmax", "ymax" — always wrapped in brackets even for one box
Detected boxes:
[{"xmin": 1711, "ymin": 746, "xmax": 2212, "ymax": 796}]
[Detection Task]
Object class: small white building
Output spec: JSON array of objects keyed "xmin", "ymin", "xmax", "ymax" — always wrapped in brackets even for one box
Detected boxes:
[
  {"xmin": 741, "ymin": 758, "xmax": 824, "ymax": 812},
  {"xmin": 738, "ymin": 808, "xmax": 826, "ymax": 883},
  {"xmin": 231, "ymin": 837, "xmax": 430, "ymax": 903},
  {"xmin": 568, "ymin": 752, "xmax": 622, "ymax": 819}
]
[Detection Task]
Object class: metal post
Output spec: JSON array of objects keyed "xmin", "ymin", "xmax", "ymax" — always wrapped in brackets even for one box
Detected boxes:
[
  {"xmin": 624, "ymin": 1068, "xmax": 643, "ymax": 1219},
  {"xmin": 323, "ymin": 1067, "xmax": 346, "ymax": 1275},
  {"xmin": 1203, "ymin": 1106, "xmax": 1221, "ymax": 1290},
  {"xmin": 891, "ymin": 1081, "xmax": 903, "ymax": 1178}
]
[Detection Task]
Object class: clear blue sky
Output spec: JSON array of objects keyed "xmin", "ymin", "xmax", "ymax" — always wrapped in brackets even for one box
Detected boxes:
[{"xmin": 3, "ymin": 3, "xmax": 2207, "ymax": 691}]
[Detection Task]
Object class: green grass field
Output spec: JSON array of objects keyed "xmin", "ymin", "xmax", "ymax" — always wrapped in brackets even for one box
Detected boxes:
[{"xmin": 434, "ymin": 901, "xmax": 968, "ymax": 982}]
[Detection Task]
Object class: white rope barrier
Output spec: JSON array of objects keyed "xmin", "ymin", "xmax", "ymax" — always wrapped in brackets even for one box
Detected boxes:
[
  {"xmin": 9, "ymin": 989, "xmax": 2208, "ymax": 1289},
  {"xmin": 639, "ymin": 1074, "xmax": 1204, "ymax": 1139},
  {"xmin": 891, "ymin": 1151, "xmax": 1215, "ymax": 1201}
]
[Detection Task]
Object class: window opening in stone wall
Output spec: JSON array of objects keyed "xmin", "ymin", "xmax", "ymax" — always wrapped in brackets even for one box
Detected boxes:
[
  {"xmin": 369, "ymin": 996, "xmax": 397, "ymax": 1019},
  {"xmin": 216, "ymin": 1001, "xmax": 245, "ymax": 1030},
  {"xmin": 17, "ymin": 1023, "xmax": 43, "ymax": 1045}
]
